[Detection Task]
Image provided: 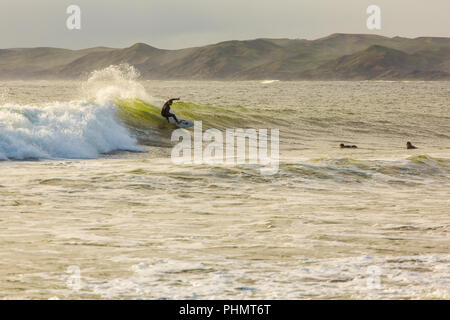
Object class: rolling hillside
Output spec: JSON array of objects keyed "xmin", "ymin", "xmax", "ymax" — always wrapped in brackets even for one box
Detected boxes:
[{"xmin": 1, "ymin": 33, "xmax": 449, "ymax": 80}]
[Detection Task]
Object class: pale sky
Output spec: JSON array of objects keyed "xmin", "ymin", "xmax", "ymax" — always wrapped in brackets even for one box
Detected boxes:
[{"xmin": 1, "ymin": 0, "xmax": 449, "ymax": 49}]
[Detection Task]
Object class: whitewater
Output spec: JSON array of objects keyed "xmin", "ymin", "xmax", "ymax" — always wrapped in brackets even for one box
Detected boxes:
[{"xmin": 0, "ymin": 66, "xmax": 449, "ymax": 299}]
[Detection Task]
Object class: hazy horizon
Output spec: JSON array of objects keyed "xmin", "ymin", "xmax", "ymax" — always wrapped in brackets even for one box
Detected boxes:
[
  {"xmin": 3, "ymin": 32, "xmax": 450, "ymax": 51},
  {"xmin": 1, "ymin": 0, "xmax": 449, "ymax": 50}
]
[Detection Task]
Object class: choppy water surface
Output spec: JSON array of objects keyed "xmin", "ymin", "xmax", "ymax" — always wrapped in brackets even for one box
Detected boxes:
[{"xmin": 0, "ymin": 69, "xmax": 449, "ymax": 299}]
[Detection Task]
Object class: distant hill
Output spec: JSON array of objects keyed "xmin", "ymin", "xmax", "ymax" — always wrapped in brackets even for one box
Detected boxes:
[
  {"xmin": 308, "ymin": 45, "xmax": 447, "ymax": 80},
  {"xmin": 1, "ymin": 33, "xmax": 449, "ymax": 80}
]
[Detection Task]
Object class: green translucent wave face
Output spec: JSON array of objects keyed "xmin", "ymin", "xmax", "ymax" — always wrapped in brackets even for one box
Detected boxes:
[
  {"xmin": 114, "ymin": 98, "xmax": 266, "ymax": 135},
  {"xmin": 115, "ymin": 98, "xmax": 169, "ymax": 130}
]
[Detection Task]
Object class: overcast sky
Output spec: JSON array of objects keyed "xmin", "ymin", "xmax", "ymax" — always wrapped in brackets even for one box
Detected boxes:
[{"xmin": 1, "ymin": 0, "xmax": 449, "ymax": 49}]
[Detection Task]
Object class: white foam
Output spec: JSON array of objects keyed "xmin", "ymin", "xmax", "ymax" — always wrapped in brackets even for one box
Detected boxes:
[
  {"xmin": 261, "ymin": 80, "xmax": 280, "ymax": 84},
  {"xmin": 40, "ymin": 254, "xmax": 450, "ymax": 299},
  {"xmin": 0, "ymin": 100, "xmax": 141, "ymax": 160}
]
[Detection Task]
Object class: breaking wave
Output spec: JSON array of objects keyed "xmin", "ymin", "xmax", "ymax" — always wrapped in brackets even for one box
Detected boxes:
[
  {"xmin": 0, "ymin": 100, "xmax": 141, "ymax": 160},
  {"xmin": 0, "ymin": 65, "xmax": 149, "ymax": 160}
]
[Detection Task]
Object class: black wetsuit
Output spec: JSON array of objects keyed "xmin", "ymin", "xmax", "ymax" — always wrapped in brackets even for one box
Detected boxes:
[{"xmin": 161, "ymin": 99, "xmax": 180, "ymax": 123}]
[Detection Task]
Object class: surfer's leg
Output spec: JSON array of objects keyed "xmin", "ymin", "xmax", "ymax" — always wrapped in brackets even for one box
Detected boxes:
[{"xmin": 169, "ymin": 113, "xmax": 180, "ymax": 124}]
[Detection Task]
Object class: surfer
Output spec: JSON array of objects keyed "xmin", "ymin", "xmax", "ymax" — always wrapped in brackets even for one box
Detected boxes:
[
  {"xmin": 406, "ymin": 141, "xmax": 417, "ymax": 149},
  {"xmin": 161, "ymin": 98, "xmax": 181, "ymax": 124},
  {"xmin": 340, "ymin": 143, "xmax": 358, "ymax": 149}
]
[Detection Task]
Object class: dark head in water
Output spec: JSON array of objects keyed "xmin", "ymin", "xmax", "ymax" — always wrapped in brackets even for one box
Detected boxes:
[
  {"xmin": 340, "ymin": 143, "xmax": 358, "ymax": 149},
  {"xmin": 406, "ymin": 141, "xmax": 417, "ymax": 149}
]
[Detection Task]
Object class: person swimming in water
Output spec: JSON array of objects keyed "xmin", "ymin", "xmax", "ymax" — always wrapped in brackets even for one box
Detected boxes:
[
  {"xmin": 340, "ymin": 143, "xmax": 358, "ymax": 149},
  {"xmin": 406, "ymin": 141, "xmax": 418, "ymax": 149},
  {"xmin": 161, "ymin": 98, "xmax": 181, "ymax": 124}
]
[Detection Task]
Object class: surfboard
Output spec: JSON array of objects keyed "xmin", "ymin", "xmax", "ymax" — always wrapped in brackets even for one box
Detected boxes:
[{"xmin": 168, "ymin": 116, "xmax": 194, "ymax": 128}]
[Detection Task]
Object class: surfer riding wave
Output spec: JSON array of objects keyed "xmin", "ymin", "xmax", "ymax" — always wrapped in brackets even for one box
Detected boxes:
[{"xmin": 161, "ymin": 98, "xmax": 181, "ymax": 124}]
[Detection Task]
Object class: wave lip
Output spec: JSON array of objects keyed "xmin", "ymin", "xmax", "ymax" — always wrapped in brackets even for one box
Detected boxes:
[{"xmin": 0, "ymin": 101, "xmax": 141, "ymax": 160}]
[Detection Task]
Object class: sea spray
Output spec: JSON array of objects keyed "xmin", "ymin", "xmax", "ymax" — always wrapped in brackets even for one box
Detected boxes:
[{"xmin": 81, "ymin": 64, "xmax": 158, "ymax": 105}]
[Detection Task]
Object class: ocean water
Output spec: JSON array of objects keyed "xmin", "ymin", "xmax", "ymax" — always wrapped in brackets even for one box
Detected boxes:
[{"xmin": 0, "ymin": 66, "xmax": 449, "ymax": 299}]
